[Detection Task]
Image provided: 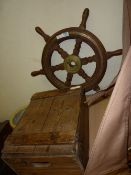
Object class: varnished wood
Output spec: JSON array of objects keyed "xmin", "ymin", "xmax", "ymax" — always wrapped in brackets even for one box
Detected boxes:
[
  {"xmin": 31, "ymin": 8, "xmax": 122, "ymax": 92},
  {"xmin": 79, "ymin": 8, "xmax": 89, "ymax": 29},
  {"xmin": 31, "ymin": 69, "xmax": 45, "ymax": 76},
  {"xmin": 65, "ymin": 73, "xmax": 73, "ymax": 86},
  {"xmin": 107, "ymin": 49, "xmax": 122, "ymax": 60},
  {"xmin": 15, "ymin": 169, "xmax": 83, "ymax": 175},
  {"xmin": 2, "ymin": 88, "xmax": 89, "ymax": 175},
  {"xmin": 54, "ymin": 44, "xmax": 69, "ymax": 59},
  {"xmin": 7, "ymin": 90, "xmax": 81, "ymax": 145},
  {"xmin": 78, "ymin": 94, "xmax": 89, "ymax": 168},
  {"xmin": 73, "ymin": 39, "xmax": 82, "ymax": 56},
  {"xmin": 35, "ymin": 27, "xmax": 50, "ymax": 42},
  {"xmin": 3, "ymin": 156, "xmax": 83, "ymax": 175},
  {"xmin": 31, "ymin": 88, "xmax": 80, "ymax": 100}
]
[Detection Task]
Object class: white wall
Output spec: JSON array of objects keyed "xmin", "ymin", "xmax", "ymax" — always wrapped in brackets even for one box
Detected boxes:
[{"xmin": 0, "ymin": 0, "xmax": 123, "ymax": 121}]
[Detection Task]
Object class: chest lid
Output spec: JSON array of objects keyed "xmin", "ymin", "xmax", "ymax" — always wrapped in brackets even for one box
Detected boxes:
[{"xmin": 6, "ymin": 88, "xmax": 83, "ymax": 146}]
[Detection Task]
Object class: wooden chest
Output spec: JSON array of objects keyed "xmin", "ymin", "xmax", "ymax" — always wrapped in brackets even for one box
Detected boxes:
[{"xmin": 2, "ymin": 88, "xmax": 89, "ymax": 175}]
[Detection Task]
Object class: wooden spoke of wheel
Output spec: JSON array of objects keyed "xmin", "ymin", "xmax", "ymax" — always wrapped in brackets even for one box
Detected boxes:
[
  {"xmin": 65, "ymin": 73, "xmax": 73, "ymax": 86},
  {"xmin": 81, "ymin": 49, "xmax": 122, "ymax": 66},
  {"xmin": 93, "ymin": 85, "xmax": 100, "ymax": 91},
  {"xmin": 78, "ymin": 68, "xmax": 90, "ymax": 82},
  {"xmin": 81, "ymin": 55, "xmax": 97, "ymax": 65},
  {"xmin": 73, "ymin": 38, "xmax": 82, "ymax": 56},
  {"xmin": 51, "ymin": 63, "xmax": 64, "ymax": 72},
  {"xmin": 54, "ymin": 44, "xmax": 69, "ymax": 59}
]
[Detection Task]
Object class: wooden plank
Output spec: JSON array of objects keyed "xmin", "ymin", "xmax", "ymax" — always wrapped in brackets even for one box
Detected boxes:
[
  {"xmin": 41, "ymin": 95, "xmax": 68, "ymax": 133},
  {"xmin": 15, "ymin": 167, "xmax": 130, "ymax": 175},
  {"xmin": 78, "ymin": 95, "xmax": 89, "ymax": 169},
  {"xmin": 42, "ymin": 93, "xmax": 80, "ymax": 139},
  {"xmin": 15, "ymin": 169, "xmax": 83, "ymax": 175},
  {"xmin": 2, "ymin": 144, "xmax": 75, "ymax": 155},
  {"xmin": 34, "ymin": 144, "xmax": 75, "ymax": 156},
  {"xmin": 2, "ymin": 88, "xmax": 85, "ymax": 175},
  {"xmin": 12, "ymin": 100, "xmax": 41, "ymax": 134},
  {"xmin": 2, "ymin": 145, "xmax": 17, "ymax": 153},
  {"xmin": 6, "ymin": 132, "xmax": 76, "ymax": 145},
  {"xmin": 23, "ymin": 98, "xmax": 54, "ymax": 133},
  {"xmin": 3, "ymin": 155, "xmax": 83, "ymax": 168},
  {"xmin": 31, "ymin": 88, "xmax": 81, "ymax": 100},
  {"xmin": 54, "ymin": 95, "xmax": 80, "ymax": 134},
  {"xmin": 7, "ymin": 90, "xmax": 81, "ymax": 145},
  {"xmin": 7, "ymin": 97, "xmax": 54, "ymax": 145},
  {"xmin": 13, "ymin": 97, "xmax": 54, "ymax": 134}
]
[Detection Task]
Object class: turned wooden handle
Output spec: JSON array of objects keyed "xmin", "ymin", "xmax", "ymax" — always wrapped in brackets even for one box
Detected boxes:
[
  {"xmin": 35, "ymin": 26, "xmax": 50, "ymax": 42},
  {"xmin": 31, "ymin": 69, "xmax": 45, "ymax": 77},
  {"xmin": 107, "ymin": 49, "xmax": 122, "ymax": 59},
  {"xmin": 80, "ymin": 8, "xmax": 89, "ymax": 29}
]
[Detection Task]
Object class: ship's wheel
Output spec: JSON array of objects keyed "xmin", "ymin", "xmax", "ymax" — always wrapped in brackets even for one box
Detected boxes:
[{"xmin": 31, "ymin": 8, "xmax": 122, "ymax": 92}]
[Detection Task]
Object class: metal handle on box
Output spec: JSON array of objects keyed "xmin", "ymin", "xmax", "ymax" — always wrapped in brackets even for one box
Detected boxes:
[{"xmin": 32, "ymin": 162, "xmax": 51, "ymax": 168}]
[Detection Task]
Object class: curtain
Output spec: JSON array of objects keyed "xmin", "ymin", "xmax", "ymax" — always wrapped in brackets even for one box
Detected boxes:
[
  {"xmin": 84, "ymin": 0, "xmax": 131, "ymax": 174},
  {"xmin": 123, "ymin": 0, "xmax": 131, "ymax": 59}
]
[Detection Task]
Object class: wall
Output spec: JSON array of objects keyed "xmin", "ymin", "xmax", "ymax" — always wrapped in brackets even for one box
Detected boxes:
[{"xmin": 0, "ymin": 0, "xmax": 123, "ymax": 122}]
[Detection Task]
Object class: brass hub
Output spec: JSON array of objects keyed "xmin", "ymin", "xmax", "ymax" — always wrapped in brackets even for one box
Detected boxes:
[{"xmin": 64, "ymin": 55, "xmax": 81, "ymax": 74}]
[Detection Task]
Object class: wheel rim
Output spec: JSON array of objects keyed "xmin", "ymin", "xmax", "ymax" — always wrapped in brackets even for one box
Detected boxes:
[
  {"xmin": 31, "ymin": 8, "xmax": 122, "ymax": 92},
  {"xmin": 42, "ymin": 27, "xmax": 107, "ymax": 91}
]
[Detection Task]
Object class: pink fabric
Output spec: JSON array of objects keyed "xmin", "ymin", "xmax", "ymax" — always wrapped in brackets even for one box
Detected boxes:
[
  {"xmin": 123, "ymin": 0, "xmax": 131, "ymax": 149},
  {"xmin": 123, "ymin": 0, "xmax": 131, "ymax": 59},
  {"xmin": 84, "ymin": 47, "xmax": 131, "ymax": 175}
]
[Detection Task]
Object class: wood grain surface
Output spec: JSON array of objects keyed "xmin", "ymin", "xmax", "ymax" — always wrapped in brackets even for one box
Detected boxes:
[
  {"xmin": 2, "ymin": 88, "xmax": 89, "ymax": 175},
  {"xmin": 6, "ymin": 89, "xmax": 81, "ymax": 145}
]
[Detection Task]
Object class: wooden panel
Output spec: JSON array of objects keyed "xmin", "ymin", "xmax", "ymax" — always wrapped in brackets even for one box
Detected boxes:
[
  {"xmin": 34, "ymin": 144, "xmax": 75, "ymax": 156},
  {"xmin": 4, "ymin": 156, "xmax": 80, "ymax": 168},
  {"xmin": 15, "ymin": 167, "xmax": 130, "ymax": 175},
  {"xmin": 42, "ymin": 93, "xmax": 80, "ymax": 141},
  {"xmin": 2, "ymin": 144, "xmax": 75, "ymax": 155},
  {"xmin": 6, "ymin": 97, "xmax": 53, "ymax": 145},
  {"xmin": 15, "ymin": 169, "xmax": 83, "ymax": 175},
  {"xmin": 7, "ymin": 132, "xmax": 77, "ymax": 145},
  {"xmin": 78, "ymin": 95, "xmax": 89, "ymax": 169},
  {"xmin": 2, "ymin": 88, "xmax": 86, "ymax": 175},
  {"xmin": 31, "ymin": 88, "xmax": 81, "ymax": 100},
  {"xmin": 13, "ymin": 98, "xmax": 54, "ymax": 134},
  {"xmin": 3, "ymin": 156, "xmax": 83, "ymax": 175},
  {"xmin": 2, "ymin": 145, "xmax": 35, "ymax": 154},
  {"xmin": 6, "ymin": 90, "xmax": 81, "ymax": 145}
]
